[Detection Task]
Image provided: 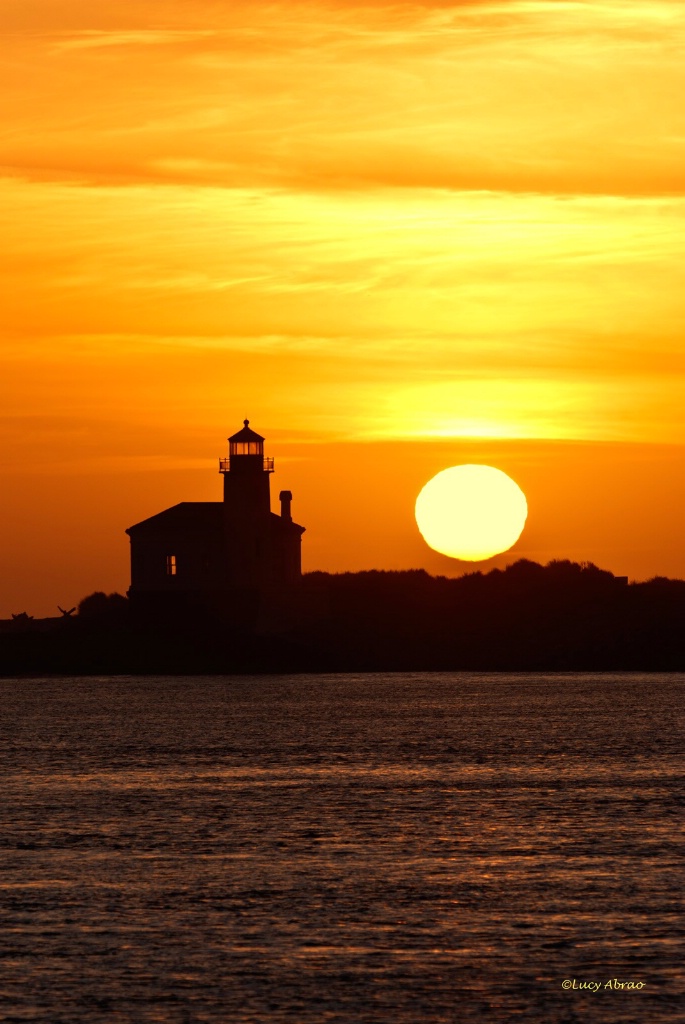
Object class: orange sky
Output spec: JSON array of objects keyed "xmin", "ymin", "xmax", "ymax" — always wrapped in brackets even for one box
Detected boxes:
[{"xmin": 2, "ymin": 0, "xmax": 685, "ymax": 616}]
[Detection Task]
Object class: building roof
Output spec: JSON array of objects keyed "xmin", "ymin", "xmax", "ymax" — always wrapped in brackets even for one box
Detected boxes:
[
  {"xmin": 126, "ymin": 502, "xmax": 304, "ymax": 535},
  {"xmin": 126, "ymin": 502, "xmax": 224, "ymax": 535},
  {"xmin": 229, "ymin": 419, "xmax": 265, "ymax": 444}
]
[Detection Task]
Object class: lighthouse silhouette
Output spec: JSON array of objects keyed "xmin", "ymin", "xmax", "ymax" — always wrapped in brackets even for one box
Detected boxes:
[{"xmin": 126, "ymin": 420, "xmax": 305, "ymax": 623}]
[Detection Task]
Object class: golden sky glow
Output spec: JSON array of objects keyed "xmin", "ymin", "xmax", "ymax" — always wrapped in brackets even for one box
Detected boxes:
[{"xmin": 2, "ymin": 1, "xmax": 685, "ymax": 613}]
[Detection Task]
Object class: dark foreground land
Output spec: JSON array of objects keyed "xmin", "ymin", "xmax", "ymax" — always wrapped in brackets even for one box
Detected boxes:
[{"xmin": 2, "ymin": 559, "xmax": 685, "ymax": 674}]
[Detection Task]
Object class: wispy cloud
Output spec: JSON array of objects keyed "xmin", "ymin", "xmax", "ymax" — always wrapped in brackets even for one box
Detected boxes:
[
  {"xmin": 1, "ymin": 174, "xmax": 684, "ymax": 442},
  {"xmin": 2, "ymin": 1, "xmax": 684, "ymax": 194},
  {"xmin": 52, "ymin": 29, "xmax": 218, "ymax": 51}
]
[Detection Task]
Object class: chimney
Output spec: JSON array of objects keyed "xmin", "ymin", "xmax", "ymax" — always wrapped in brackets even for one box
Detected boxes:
[{"xmin": 279, "ymin": 490, "xmax": 292, "ymax": 521}]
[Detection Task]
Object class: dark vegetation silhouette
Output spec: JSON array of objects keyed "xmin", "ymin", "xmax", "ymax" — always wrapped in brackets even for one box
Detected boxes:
[
  {"xmin": 77, "ymin": 591, "xmax": 129, "ymax": 623},
  {"xmin": 1, "ymin": 559, "xmax": 684, "ymax": 674}
]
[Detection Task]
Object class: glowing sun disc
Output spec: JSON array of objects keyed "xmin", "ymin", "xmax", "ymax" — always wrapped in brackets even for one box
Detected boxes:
[{"xmin": 415, "ymin": 464, "xmax": 528, "ymax": 561}]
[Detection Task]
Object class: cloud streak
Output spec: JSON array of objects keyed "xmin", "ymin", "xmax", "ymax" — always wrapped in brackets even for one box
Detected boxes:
[
  {"xmin": 1, "ymin": 175, "xmax": 684, "ymax": 442},
  {"xmin": 2, "ymin": 1, "xmax": 684, "ymax": 194}
]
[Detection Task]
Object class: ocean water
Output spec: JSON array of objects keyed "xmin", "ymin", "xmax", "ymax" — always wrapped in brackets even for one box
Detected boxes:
[{"xmin": 0, "ymin": 673, "xmax": 682, "ymax": 1023}]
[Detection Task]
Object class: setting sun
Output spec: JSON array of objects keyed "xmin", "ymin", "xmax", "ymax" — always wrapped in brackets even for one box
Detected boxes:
[{"xmin": 415, "ymin": 465, "xmax": 528, "ymax": 561}]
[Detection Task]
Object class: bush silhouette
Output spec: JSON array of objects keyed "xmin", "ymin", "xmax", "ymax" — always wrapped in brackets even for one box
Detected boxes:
[{"xmin": 78, "ymin": 592, "xmax": 129, "ymax": 623}]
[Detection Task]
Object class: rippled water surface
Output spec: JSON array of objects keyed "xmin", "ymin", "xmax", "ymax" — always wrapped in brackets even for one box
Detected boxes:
[{"xmin": 0, "ymin": 673, "xmax": 683, "ymax": 1023}]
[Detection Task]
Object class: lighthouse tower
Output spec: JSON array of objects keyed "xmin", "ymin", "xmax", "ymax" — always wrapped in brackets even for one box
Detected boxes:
[
  {"xmin": 220, "ymin": 419, "xmax": 272, "ymax": 518},
  {"xmin": 219, "ymin": 419, "xmax": 300, "ymax": 589}
]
